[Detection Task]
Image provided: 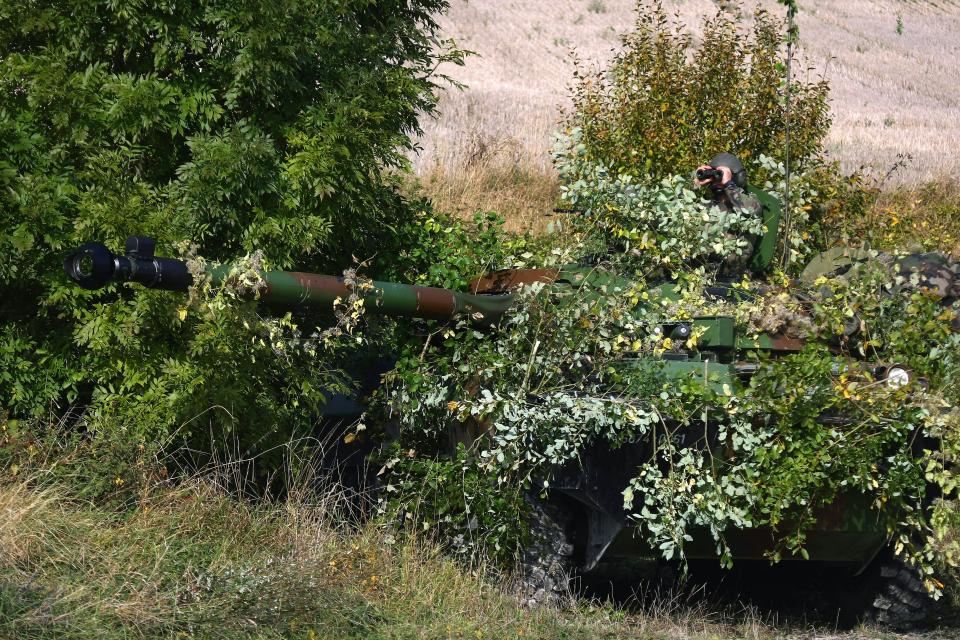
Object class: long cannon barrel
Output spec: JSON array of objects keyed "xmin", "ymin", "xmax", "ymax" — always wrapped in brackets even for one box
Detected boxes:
[{"xmin": 64, "ymin": 237, "xmax": 515, "ymax": 322}]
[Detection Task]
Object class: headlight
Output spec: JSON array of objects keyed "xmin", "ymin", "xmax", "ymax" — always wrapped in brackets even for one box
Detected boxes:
[
  {"xmin": 670, "ymin": 323, "xmax": 692, "ymax": 341},
  {"xmin": 883, "ymin": 366, "xmax": 911, "ymax": 389}
]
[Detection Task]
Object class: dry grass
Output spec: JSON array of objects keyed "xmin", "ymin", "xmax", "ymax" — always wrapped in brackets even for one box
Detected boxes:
[
  {"xmin": 802, "ymin": 172, "xmax": 960, "ymax": 259},
  {"xmin": 411, "ymin": 134, "xmax": 560, "ymax": 233},
  {"xmin": 410, "ymin": 156, "xmax": 960, "ymax": 259},
  {"xmin": 4, "ymin": 465, "xmax": 946, "ymax": 640},
  {"xmin": 0, "ymin": 475, "xmax": 659, "ymax": 638},
  {"xmin": 416, "ymin": 0, "xmax": 960, "ymax": 184},
  {"xmin": 0, "ymin": 470, "xmax": 532, "ymax": 639},
  {"xmin": 842, "ymin": 178, "xmax": 960, "ymax": 257}
]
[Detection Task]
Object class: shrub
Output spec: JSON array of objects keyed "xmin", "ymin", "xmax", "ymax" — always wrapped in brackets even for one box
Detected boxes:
[
  {"xmin": 822, "ymin": 178, "xmax": 960, "ymax": 258},
  {"xmin": 381, "ymin": 250, "xmax": 960, "ymax": 577},
  {"xmin": 561, "ymin": 1, "xmax": 830, "ymax": 180},
  {"xmin": 553, "ymin": 2, "xmax": 853, "ymax": 271},
  {"xmin": 383, "ymin": 208, "xmax": 528, "ymax": 291}
]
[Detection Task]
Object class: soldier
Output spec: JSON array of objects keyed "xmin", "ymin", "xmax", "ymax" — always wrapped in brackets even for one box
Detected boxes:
[{"xmin": 694, "ymin": 152, "xmax": 764, "ymax": 276}]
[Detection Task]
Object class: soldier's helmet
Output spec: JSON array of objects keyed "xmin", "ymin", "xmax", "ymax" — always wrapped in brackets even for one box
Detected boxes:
[{"xmin": 709, "ymin": 152, "xmax": 748, "ymax": 189}]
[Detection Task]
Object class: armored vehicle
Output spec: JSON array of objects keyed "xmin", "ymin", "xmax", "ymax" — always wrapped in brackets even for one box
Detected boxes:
[{"xmin": 64, "ymin": 188, "xmax": 950, "ymax": 627}]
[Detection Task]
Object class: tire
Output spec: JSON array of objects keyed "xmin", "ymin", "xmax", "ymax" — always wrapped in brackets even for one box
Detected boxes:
[
  {"xmin": 519, "ymin": 494, "xmax": 575, "ymax": 607},
  {"xmin": 857, "ymin": 552, "xmax": 932, "ymax": 630}
]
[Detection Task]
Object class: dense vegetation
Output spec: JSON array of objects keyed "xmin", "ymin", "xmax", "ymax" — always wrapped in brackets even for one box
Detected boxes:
[
  {"xmin": 0, "ymin": 0, "xmax": 459, "ymax": 456},
  {"xmin": 0, "ymin": 459, "xmax": 818, "ymax": 640},
  {"xmin": 564, "ymin": 4, "xmax": 828, "ymax": 182},
  {"xmin": 2, "ymin": 0, "xmax": 960, "ymax": 637}
]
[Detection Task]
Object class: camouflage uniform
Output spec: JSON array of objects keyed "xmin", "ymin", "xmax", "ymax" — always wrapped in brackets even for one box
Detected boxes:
[
  {"xmin": 713, "ymin": 182, "xmax": 764, "ymax": 277},
  {"xmin": 701, "ymin": 152, "xmax": 765, "ymax": 277},
  {"xmin": 800, "ymin": 246, "xmax": 960, "ymax": 330}
]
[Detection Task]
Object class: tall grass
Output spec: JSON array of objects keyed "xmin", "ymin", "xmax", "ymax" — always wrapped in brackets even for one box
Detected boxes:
[
  {"xmin": 410, "ymin": 133, "xmax": 559, "ymax": 234},
  {"xmin": 0, "ymin": 450, "xmax": 804, "ymax": 640},
  {"xmin": 0, "ymin": 470, "xmax": 510, "ymax": 638},
  {"xmin": 829, "ymin": 178, "xmax": 960, "ymax": 257},
  {"xmin": 412, "ymin": 149, "xmax": 960, "ymax": 262}
]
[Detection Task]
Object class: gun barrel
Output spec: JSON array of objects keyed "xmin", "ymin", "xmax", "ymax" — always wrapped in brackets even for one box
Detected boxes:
[{"xmin": 64, "ymin": 237, "xmax": 514, "ymax": 323}]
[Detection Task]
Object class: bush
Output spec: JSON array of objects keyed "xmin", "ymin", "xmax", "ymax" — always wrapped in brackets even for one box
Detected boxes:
[
  {"xmin": 383, "ymin": 208, "xmax": 527, "ymax": 291},
  {"xmin": 562, "ymin": 1, "xmax": 830, "ymax": 180},
  {"xmin": 822, "ymin": 178, "xmax": 960, "ymax": 258},
  {"xmin": 553, "ymin": 2, "xmax": 857, "ymax": 271},
  {"xmin": 0, "ymin": 437, "xmax": 808, "ymax": 640},
  {"xmin": 0, "ymin": 0, "xmax": 457, "ymax": 452}
]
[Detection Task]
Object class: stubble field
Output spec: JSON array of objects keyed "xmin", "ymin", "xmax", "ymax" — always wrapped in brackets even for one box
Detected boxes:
[{"xmin": 415, "ymin": 0, "xmax": 960, "ymax": 184}]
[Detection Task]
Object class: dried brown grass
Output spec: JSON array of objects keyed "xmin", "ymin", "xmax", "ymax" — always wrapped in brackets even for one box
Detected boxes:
[
  {"xmin": 0, "ymin": 482, "xmax": 53, "ymax": 565},
  {"xmin": 832, "ymin": 176, "xmax": 960, "ymax": 258},
  {"xmin": 413, "ymin": 133, "xmax": 559, "ymax": 233},
  {"xmin": 413, "ymin": 155, "xmax": 960, "ymax": 261}
]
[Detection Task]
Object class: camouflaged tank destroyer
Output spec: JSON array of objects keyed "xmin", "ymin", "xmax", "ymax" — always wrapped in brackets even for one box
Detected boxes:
[{"xmin": 64, "ymin": 187, "xmax": 952, "ymax": 627}]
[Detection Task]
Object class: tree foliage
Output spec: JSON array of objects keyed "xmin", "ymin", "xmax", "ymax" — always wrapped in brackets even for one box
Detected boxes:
[{"xmin": 0, "ymin": 0, "xmax": 456, "ymax": 448}]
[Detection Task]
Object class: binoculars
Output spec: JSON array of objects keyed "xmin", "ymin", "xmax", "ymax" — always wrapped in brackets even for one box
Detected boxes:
[{"xmin": 696, "ymin": 167, "xmax": 724, "ymax": 183}]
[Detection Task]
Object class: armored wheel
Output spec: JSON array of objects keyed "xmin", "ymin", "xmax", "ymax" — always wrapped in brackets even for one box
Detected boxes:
[
  {"xmin": 855, "ymin": 551, "xmax": 932, "ymax": 630},
  {"xmin": 518, "ymin": 493, "xmax": 575, "ymax": 607}
]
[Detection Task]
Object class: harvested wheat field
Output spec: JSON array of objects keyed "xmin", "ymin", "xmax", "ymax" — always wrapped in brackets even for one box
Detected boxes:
[{"xmin": 415, "ymin": 0, "xmax": 960, "ymax": 184}]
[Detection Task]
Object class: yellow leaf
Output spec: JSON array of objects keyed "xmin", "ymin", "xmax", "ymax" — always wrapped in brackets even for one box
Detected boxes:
[
  {"xmin": 178, "ymin": 308, "xmax": 188, "ymax": 321},
  {"xmin": 343, "ymin": 432, "xmax": 357, "ymax": 444}
]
